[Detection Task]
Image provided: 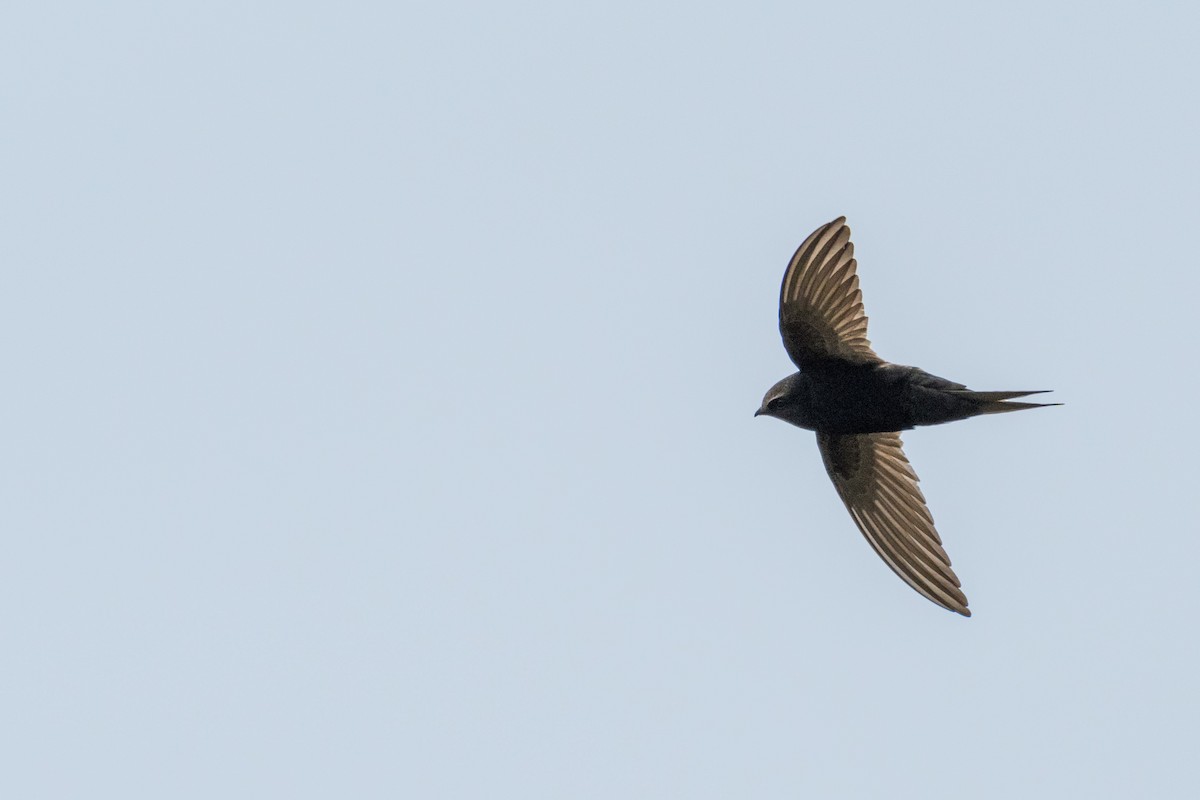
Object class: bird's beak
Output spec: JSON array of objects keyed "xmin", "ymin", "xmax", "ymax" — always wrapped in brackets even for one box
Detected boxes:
[{"xmin": 754, "ymin": 408, "xmax": 763, "ymax": 417}]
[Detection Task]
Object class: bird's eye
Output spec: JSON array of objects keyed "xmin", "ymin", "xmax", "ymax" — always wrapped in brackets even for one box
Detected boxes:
[{"xmin": 767, "ymin": 397, "xmax": 782, "ymax": 411}]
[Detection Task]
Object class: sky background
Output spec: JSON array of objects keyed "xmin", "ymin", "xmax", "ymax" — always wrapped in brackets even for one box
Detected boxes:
[{"xmin": 3, "ymin": 2, "xmax": 1198, "ymax": 798}]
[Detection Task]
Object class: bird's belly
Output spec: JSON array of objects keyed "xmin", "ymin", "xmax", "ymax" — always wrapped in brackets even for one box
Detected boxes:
[{"xmin": 808, "ymin": 373, "xmax": 911, "ymax": 434}]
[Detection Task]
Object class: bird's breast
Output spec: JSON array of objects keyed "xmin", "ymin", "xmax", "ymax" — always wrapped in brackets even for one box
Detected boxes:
[{"xmin": 805, "ymin": 364, "xmax": 913, "ymax": 434}]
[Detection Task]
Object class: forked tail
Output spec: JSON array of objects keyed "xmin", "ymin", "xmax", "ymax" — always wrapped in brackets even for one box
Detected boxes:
[{"xmin": 946, "ymin": 389, "xmax": 1062, "ymax": 415}]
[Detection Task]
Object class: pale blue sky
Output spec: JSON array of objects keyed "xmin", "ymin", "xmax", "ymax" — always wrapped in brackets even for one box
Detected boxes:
[{"xmin": 3, "ymin": 2, "xmax": 1198, "ymax": 797}]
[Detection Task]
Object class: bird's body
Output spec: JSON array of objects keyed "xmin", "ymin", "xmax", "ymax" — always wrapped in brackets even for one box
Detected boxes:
[
  {"xmin": 760, "ymin": 362, "xmax": 1051, "ymax": 434},
  {"xmin": 756, "ymin": 217, "xmax": 1057, "ymax": 617}
]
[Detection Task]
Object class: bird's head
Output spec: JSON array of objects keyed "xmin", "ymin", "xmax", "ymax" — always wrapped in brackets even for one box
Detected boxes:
[{"xmin": 755, "ymin": 373, "xmax": 814, "ymax": 429}]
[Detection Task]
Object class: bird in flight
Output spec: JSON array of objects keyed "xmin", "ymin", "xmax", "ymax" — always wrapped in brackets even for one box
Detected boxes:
[{"xmin": 755, "ymin": 217, "xmax": 1058, "ymax": 617}]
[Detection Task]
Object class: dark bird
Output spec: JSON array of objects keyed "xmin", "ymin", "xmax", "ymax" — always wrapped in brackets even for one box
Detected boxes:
[{"xmin": 755, "ymin": 217, "xmax": 1058, "ymax": 617}]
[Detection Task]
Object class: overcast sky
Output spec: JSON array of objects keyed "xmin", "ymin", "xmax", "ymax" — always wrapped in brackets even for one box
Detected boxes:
[{"xmin": 3, "ymin": 2, "xmax": 1198, "ymax": 798}]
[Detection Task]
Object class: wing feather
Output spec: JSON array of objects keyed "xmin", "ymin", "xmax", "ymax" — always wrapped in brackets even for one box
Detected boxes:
[
  {"xmin": 779, "ymin": 217, "xmax": 881, "ymax": 368},
  {"xmin": 817, "ymin": 431, "xmax": 970, "ymax": 616}
]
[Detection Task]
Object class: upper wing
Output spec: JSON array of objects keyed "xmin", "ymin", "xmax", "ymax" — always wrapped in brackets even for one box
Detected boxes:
[
  {"xmin": 817, "ymin": 431, "xmax": 970, "ymax": 616},
  {"xmin": 779, "ymin": 217, "xmax": 881, "ymax": 368}
]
